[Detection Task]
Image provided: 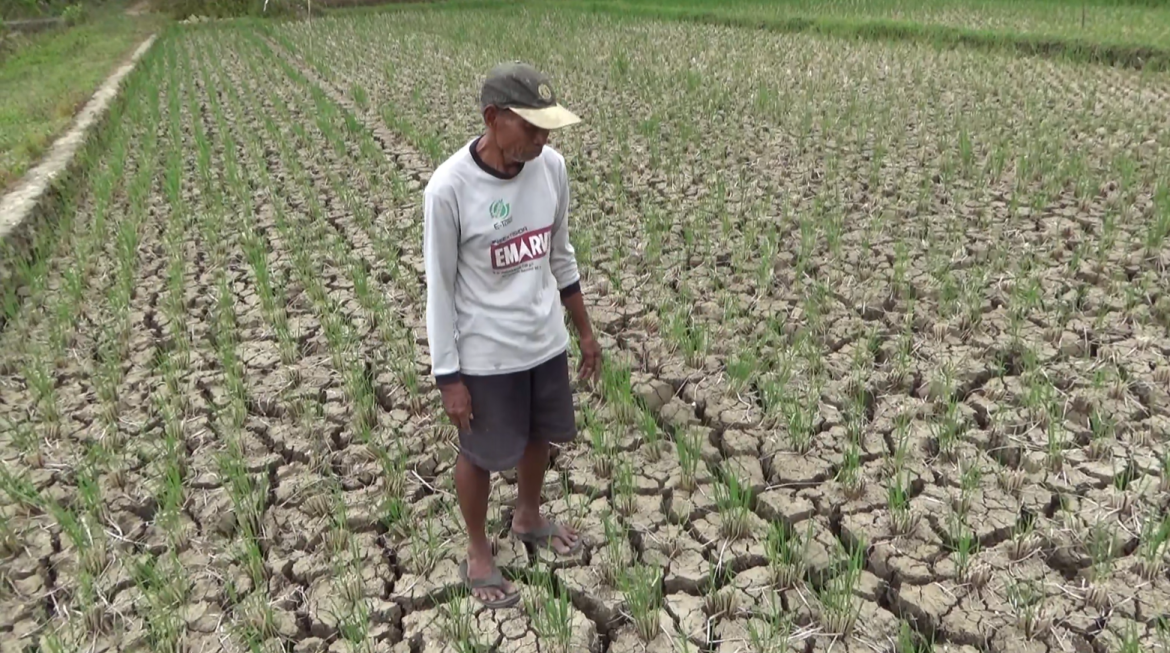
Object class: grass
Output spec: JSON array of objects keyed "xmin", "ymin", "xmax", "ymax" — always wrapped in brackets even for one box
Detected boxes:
[{"xmin": 0, "ymin": 3, "xmax": 161, "ymax": 190}]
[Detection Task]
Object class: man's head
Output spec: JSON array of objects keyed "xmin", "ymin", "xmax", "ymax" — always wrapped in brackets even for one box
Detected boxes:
[{"xmin": 480, "ymin": 62, "xmax": 580, "ymax": 163}]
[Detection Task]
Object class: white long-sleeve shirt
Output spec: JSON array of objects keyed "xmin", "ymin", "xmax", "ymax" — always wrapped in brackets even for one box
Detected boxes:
[{"xmin": 423, "ymin": 137, "xmax": 581, "ymax": 384}]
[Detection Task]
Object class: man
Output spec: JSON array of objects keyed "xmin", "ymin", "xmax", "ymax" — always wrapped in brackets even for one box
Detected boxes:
[{"xmin": 422, "ymin": 62, "xmax": 602, "ymax": 608}]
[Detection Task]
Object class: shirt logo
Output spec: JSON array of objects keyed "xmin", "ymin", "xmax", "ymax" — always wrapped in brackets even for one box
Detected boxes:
[
  {"xmin": 489, "ymin": 200, "xmax": 510, "ymax": 220},
  {"xmin": 492, "ymin": 227, "xmax": 551, "ymax": 270}
]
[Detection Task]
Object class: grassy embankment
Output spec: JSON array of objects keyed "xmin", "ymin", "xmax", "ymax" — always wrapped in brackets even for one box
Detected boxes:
[{"xmin": 1, "ymin": 3, "xmax": 161, "ymax": 189}]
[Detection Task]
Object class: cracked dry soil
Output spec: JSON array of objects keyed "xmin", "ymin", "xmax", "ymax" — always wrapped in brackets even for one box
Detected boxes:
[{"xmin": 3, "ymin": 7, "xmax": 1170, "ymax": 653}]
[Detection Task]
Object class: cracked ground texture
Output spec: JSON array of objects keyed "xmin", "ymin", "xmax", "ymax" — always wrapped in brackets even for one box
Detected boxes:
[{"xmin": 3, "ymin": 4, "xmax": 1170, "ymax": 653}]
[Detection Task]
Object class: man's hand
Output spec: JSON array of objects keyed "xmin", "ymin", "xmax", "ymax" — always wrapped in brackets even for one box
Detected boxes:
[
  {"xmin": 578, "ymin": 334, "xmax": 602, "ymax": 382},
  {"xmin": 439, "ymin": 381, "xmax": 473, "ymax": 432},
  {"xmin": 561, "ymin": 287, "xmax": 601, "ymax": 384}
]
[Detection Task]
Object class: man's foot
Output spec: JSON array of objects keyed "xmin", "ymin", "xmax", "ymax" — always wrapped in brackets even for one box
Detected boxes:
[
  {"xmin": 462, "ymin": 543, "xmax": 519, "ymax": 608},
  {"xmin": 511, "ymin": 510, "xmax": 581, "ymax": 555}
]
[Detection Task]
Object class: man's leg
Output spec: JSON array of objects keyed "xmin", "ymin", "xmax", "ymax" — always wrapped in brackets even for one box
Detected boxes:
[
  {"xmin": 511, "ymin": 439, "xmax": 579, "ymax": 553},
  {"xmin": 511, "ymin": 351, "xmax": 580, "ymax": 553},
  {"xmin": 453, "ymin": 370, "xmax": 528, "ymax": 604},
  {"xmin": 454, "ymin": 451, "xmax": 515, "ymax": 602}
]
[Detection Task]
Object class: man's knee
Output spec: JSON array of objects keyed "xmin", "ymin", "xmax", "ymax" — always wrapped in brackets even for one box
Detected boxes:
[
  {"xmin": 523, "ymin": 439, "xmax": 550, "ymax": 456},
  {"xmin": 457, "ymin": 447, "xmax": 521, "ymax": 474},
  {"xmin": 456, "ymin": 450, "xmax": 490, "ymax": 476}
]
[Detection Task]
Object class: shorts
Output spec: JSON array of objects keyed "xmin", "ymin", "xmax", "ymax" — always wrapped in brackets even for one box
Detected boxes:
[{"xmin": 457, "ymin": 350, "xmax": 577, "ymax": 472}]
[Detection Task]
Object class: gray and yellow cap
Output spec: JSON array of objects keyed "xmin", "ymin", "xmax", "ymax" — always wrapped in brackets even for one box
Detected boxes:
[{"xmin": 480, "ymin": 62, "xmax": 581, "ymax": 130}]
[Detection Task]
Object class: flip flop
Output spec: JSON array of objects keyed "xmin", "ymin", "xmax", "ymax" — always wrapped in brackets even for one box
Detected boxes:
[
  {"xmin": 458, "ymin": 560, "xmax": 521, "ymax": 609},
  {"xmin": 512, "ymin": 520, "xmax": 583, "ymax": 555}
]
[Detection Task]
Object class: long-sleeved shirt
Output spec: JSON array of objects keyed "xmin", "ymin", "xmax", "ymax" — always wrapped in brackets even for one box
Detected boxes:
[{"xmin": 423, "ymin": 137, "xmax": 581, "ymax": 384}]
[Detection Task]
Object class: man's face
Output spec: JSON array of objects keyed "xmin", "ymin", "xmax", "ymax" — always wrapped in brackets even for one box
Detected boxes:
[{"xmin": 486, "ymin": 107, "xmax": 550, "ymax": 163}]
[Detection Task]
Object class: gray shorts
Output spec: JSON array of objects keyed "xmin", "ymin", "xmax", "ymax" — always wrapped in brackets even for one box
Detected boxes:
[{"xmin": 457, "ymin": 350, "xmax": 577, "ymax": 472}]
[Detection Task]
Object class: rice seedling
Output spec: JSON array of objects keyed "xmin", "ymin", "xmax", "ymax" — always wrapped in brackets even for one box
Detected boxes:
[
  {"xmin": 714, "ymin": 464, "xmax": 754, "ymax": 540},
  {"xmin": 836, "ymin": 441, "xmax": 864, "ymax": 497},
  {"xmin": 440, "ymin": 588, "xmax": 492, "ymax": 653},
  {"xmin": 1006, "ymin": 578, "xmax": 1052, "ymax": 640},
  {"xmin": 746, "ymin": 591, "xmax": 795, "ymax": 652},
  {"xmin": 23, "ymin": 354, "xmax": 60, "ymax": 434},
  {"xmin": 620, "ymin": 562, "xmax": 664, "ymax": 642},
  {"xmin": 1087, "ymin": 407, "xmax": 1116, "ymax": 461},
  {"xmin": 613, "ymin": 458, "xmax": 637, "ymax": 517},
  {"xmin": 1116, "ymin": 621, "xmax": 1146, "ymax": 653},
  {"xmin": 675, "ymin": 427, "xmax": 702, "ymax": 492},
  {"xmin": 956, "ymin": 459, "xmax": 982, "ymax": 515},
  {"xmin": 639, "ymin": 408, "xmax": 664, "ymax": 461},
  {"xmin": 1003, "ymin": 494, "xmax": 1037, "ymax": 555},
  {"xmin": 665, "ymin": 306, "xmax": 709, "ymax": 368},
  {"xmin": 1135, "ymin": 508, "xmax": 1170, "ymax": 581},
  {"xmin": 1045, "ymin": 416, "xmax": 1068, "ymax": 473},
  {"xmin": 931, "ymin": 396, "xmax": 965, "ymax": 463},
  {"xmin": 703, "ymin": 559, "xmax": 737, "ymax": 618},
  {"xmin": 332, "ymin": 572, "xmax": 375, "ymax": 653},
  {"xmin": 726, "ymin": 349, "xmax": 757, "ymax": 396},
  {"xmin": 1156, "ymin": 616, "xmax": 1170, "ymax": 653},
  {"xmin": 1081, "ymin": 517, "xmax": 1120, "ymax": 609},
  {"xmin": 600, "ymin": 359, "xmax": 640, "ymax": 425},
  {"xmin": 895, "ymin": 620, "xmax": 936, "ymax": 653},
  {"xmin": 886, "ymin": 468, "xmax": 918, "ymax": 537},
  {"xmin": 597, "ymin": 512, "xmax": 631, "ymax": 588},
  {"xmin": 130, "ymin": 551, "xmax": 191, "ymax": 653},
  {"xmin": 816, "ymin": 537, "xmax": 866, "ymax": 636},
  {"xmin": 783, "ymin": 390, "xmax": 818, "ymax": 455},
  {"xmin": 765, "ymin": 519, "xmax": 812, "ymax": 589}
]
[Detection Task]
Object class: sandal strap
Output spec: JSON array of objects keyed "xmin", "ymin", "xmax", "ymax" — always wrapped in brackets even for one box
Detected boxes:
[
  {"xmin": 468, "ymin": 566, "xmax": 506, "ymax": 589},
  {"xmin": 461, "ymin": 560, "xmax": 511, "ymax": 589},
  {"xmin": 517, "ymin": 521, "xmax": 560, "ymax": 541}
]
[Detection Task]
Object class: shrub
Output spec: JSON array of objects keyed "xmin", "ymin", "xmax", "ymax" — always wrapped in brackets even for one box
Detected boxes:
[{"xmin": 61, "ymin": 3, "xmax": 85, "ymax": 25}]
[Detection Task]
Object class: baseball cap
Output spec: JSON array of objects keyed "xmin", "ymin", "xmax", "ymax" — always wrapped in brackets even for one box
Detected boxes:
[{"xmin": 480, "ymin": 62, "xmax": 581, "ymax": 130}]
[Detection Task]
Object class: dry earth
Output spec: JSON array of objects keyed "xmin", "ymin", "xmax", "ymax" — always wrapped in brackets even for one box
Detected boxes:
[{"xmin": 2, "ymin": 7, "xmax": 1170, "ymax": 653}]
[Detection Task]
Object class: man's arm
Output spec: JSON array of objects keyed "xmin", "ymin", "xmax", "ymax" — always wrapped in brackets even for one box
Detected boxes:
[
  {"xmin": 561, "ymin": 285, "xmax": 601, "ymax": 381},
  {"xmin": 548, "ymin": 156, "xmax": 580, "ymax": 296},
  {"xmin": 549, "ymin": 158, "xmax": 601, "ymax": 381},
  {"xmin": 423, "ymin": 187, "xmax": 462, "ymax": 384},
  {"xmin": 423, "ymin": 186, "xmax": 474, "ymax": 430}
]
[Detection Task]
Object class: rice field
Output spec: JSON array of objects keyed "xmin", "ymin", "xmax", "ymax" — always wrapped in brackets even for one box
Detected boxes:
[
  {"xmin": 2, "ymin": 4, "xmax": 1170, "ymax": 653},
  {"xmin": 579, "ymin": 0, "xmax": 1170, "ymax": 50}
]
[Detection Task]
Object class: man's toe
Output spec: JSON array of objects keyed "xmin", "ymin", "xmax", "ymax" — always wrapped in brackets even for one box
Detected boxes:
[
  {"xmin": 554, "ymin": 529, "xmax": 578, "ymax": 553},
  {"xmin": 471, "ymin": 577, "xmax": 515, "ymax": 603},
  {"xmin": 561, "ymin": 524, "xmax": 580, "ymax": 542}
]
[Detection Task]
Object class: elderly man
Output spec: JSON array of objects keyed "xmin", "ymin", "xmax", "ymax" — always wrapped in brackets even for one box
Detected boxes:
[{"xmin": 422, "ymin": 62, "xmax": 602, "ymax": 608}]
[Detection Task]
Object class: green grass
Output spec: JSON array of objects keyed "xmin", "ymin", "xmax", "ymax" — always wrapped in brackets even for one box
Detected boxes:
[
  {"xmin": 563, "ymin": 0, "xmax": 1170, "ymax": 66},
  {"xmin": 3, "ymin": 0, "xmax": 74, "ymax": 20},
  {"xmin": 0, "ymin": 4, "xmax": 161, "ymax": 190},
  {"xmin": 337, "ymin": 0, "xmax": 1170, "ymax": 69},
  {"xmin": 573, "ymin": 0, "xmax": 1170, "ymax": 47}
]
